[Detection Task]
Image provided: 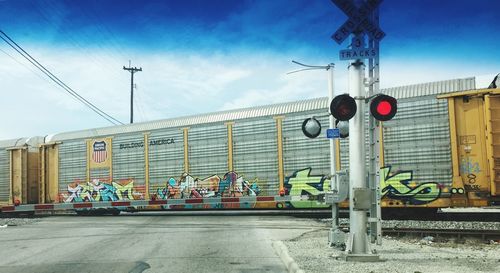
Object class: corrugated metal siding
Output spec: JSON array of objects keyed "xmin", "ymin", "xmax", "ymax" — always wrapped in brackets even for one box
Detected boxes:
[
  {"xmin": 233, "ymin": 118, "xmax": 278, "ymax": 195},
  {"xmin": 58, "ymin": 140, "xmax": 87, "ymax": 194},
  {"xmin": 112, "ymin": 134, "xmax": 145, "ymax": 188},
  {"xmin": 338, "ymin": 97, "xmax": 452, "ymax": 186},
  {"xmin": 384, "ymin": 78, "xmax": 475, "ymax": 99},
  {"xmin": 383, "ymin": 97, "xmax": 452, "ymax": 185},
  {"xmin": 148, "ymin": 129, "xmax": 184, "ymax": 191},
  {"xmin": 47, "ymin": 98, "xmax": 328, "ymax": 141},
  {"xmin": 90, "ymin": 168, "xmax": 110, "ymax": 182},
  {"xmin": 188, "ymin": 124, "xmax": 228, "ymax": 178},
  {"xmin": 282, "ymin": 111, "xmax": 330, "ymax": 177},
  {"xmin": 0, "ymin": 138, "xmax": 27, "ymax": 149},
  {"xmin": 46, "ymin": 77, "xmax": 475, "ymax": 142},
  {"xmin": 0, "ymin": 149, "xmax": 9, "ymax": 202},
  {"xmin": 41, "ymin": 77, "xmax": 475, "ymax": 200}
]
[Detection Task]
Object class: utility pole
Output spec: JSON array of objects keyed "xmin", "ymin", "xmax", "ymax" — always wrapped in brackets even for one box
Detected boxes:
[{"xmin": 123, "ymin": 61, "xmax": 142, "ymax": 124}]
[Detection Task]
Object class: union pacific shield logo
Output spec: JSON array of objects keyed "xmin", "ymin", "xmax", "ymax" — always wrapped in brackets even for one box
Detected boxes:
[{"xmin": 92, "ymin": 141, "xmax": 107, "ymax": 163}]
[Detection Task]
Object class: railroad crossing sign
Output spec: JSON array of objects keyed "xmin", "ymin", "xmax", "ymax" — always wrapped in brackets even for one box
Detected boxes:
[{"xmin": 331, "ymin": 0, "xmax": 385, "ymax": 45}]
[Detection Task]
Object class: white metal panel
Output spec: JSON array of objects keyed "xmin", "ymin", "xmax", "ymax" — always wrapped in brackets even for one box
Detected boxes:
[
  {"xmin": 383, "ymin": 97, "xmax": 452, "ymax": 185},
  {"xmin": 188, "ymin": 124, "xmax": 228, "ymax": 178},
  {"xmin": 112, "ymin": 134, "xmax": 145, "ymax": 187},
  {"xmin": 282, "ymin": 111, "xmax": 330, "ymax": 177},
  {"xmin": 0, "ymin": 148, "xmax": 9, "ymax": 202},
  {"xmin": 233, "ymin": 118, "xmax": 278, "ymax": 196},
  {"xmin": 90, "ymin": 168, "xmax": 110, "ymax": 182},
  {"xmin": 0, "ymin": 138, "xmax": 27, "ymax": 148},
  {"xmin": 58, "ymin": 140, "xmax": 87, "ymax": 194},
  {"xmin": 46, "ymin": 77, "xmax": 475, "ymax": 143},
  {"xmin": 383, "ymin": 77, "xmax": 475, "ymax": 99},
  {"xmin": 47, "ymin": 98, "xmax": 328, "ymax": 142},
  {"xmin": 338, "ymin": 96, "xmax": 452, "ymax": 186},
  {"xmin": 148, "ymin": 129, "xmax": 184, "ymax": 191}
]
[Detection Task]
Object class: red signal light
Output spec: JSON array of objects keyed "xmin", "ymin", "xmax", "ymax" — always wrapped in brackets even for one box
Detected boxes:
[
  {"xmin": 377, "ymin": 101, "xmax": 392, "ymax": 115},
  {"xmin": 330, "ymin": 94, "xmax": 357, "ymax": 121},
  {"xmin": 370, "ymin": 94, "xmax": 397, "ymax": 121}
]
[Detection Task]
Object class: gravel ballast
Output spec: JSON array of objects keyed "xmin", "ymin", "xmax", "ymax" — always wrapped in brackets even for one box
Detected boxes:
[{"xmin": 284, "ymin": 221, "xmax": 500, "ymax": 273}]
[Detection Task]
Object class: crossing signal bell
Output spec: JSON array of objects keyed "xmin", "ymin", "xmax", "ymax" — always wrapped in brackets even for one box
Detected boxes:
[
  {"xmin": 370, "ymin": 94, "xmax": 397, "ymax": 121},
  {"xmin": 335, "ymin": 119, "xmax": 349, "ymax": 138},
  {"xmin": 330, "ymin": 94, "xmax": 357, "ymax": 121},
  {"xmin": 302, "ymin": 117, "xmax": 322, "ymax": 139}
]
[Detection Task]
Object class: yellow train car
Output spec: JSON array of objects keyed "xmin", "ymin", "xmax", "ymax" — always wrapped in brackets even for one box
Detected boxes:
[
  {"xmin": 438, "ymin": 88, "xmax": 500, "ymax": 207},
  {"xmin": 0, "ymin": 137, "xmax": 43, "ymax": 208}
]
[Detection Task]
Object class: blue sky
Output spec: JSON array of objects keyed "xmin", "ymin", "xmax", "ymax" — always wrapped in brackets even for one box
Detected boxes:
[{"xmin": 1, "ymin": 0, "xmax": 499, "ymax": 139}]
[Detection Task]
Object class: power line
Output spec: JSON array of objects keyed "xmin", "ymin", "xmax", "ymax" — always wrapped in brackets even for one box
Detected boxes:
[{"xmin": 0, "ymin": 30, "xmax": 124, "ymax": 125}]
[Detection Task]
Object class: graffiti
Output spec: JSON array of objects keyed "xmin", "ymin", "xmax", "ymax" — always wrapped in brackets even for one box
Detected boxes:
[
  {"xmin": 283, "ymin": 168, "xmax": 331, "ymax": 209},
  {"xmin": 460, "ymin": 158, "xmax": 480, "ymax": 174},
  {"xmin": 380, "ymin": 166, "xmax": 441, "ymax": 204},
  {"xmin": 64, "ymin": 179, "xmax": 142, "ymax": 203},
  {"xmin": 284, "ymin": 168, "xmax": 330, "ymax": 196},
  {"xmin": 153, "ymin": 171, "xmax": 261, "ymax": 200}
]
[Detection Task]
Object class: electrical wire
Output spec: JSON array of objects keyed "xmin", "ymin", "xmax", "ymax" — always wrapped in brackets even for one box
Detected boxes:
[{"xmin": 0, "ymin": 30, "xmax": 124, "ymax": 125}]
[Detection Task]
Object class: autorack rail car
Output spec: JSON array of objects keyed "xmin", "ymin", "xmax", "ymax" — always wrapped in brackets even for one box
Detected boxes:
[
  {"xmin": 0, "ymin": 77, "xmax": 499, "ymax": 214},
  {"xmin": 0, "ymin": 137, "xmax": 43, "ymax": 208}
]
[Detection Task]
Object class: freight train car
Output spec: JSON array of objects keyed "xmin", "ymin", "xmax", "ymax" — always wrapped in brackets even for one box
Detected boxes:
[
  {"xmin": 1, "ymin": 77, "xmax": 499, "ymax": 213},
  {"xmin": 0, "ymin": 137, "xmax": 43, "ymax": 208}
]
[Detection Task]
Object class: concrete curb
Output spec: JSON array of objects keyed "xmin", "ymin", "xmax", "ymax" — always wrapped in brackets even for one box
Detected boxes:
[{"xmin": 272, "ymin": 241, "xmax": 305, "ymax": 273}]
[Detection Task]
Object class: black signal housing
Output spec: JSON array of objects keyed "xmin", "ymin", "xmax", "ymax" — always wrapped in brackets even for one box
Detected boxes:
[
  {"xmin": 370, "ymin": 94, "xmax": 397, "ymax": 121},
  {"xmin": 330, "ymin": 94, "xmax": 357, "ymax": 121}
]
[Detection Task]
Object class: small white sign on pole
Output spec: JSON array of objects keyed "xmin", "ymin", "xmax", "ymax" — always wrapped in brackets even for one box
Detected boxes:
[{"xmin": 339, "ymin": 48, "xmax": 378, "ymax": 60}]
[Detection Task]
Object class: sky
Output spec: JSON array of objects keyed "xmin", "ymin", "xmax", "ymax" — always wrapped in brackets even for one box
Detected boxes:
[{"xmin": 0, "ymin": 0, "xmax": 499, "ymax": 139}]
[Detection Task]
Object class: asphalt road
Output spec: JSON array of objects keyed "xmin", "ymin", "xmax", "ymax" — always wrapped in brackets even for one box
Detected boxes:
[{"xmin": 0, "ymin": 212, "xmax": 323, "ymax": 273}]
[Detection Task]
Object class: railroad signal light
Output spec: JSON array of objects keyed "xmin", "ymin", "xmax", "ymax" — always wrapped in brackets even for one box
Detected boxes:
[
  {"xmin": 335, "ymin": 120, "xmax": 349, "ymax": 138},
  {"xmin": 302, "ymin": 117, "xmax": 322, "ymax": 139},
  {"xmin": 370, "ymin": 94, "xmax": 397, "ymax": 121},
  {"xmin": 330, "ymin": 94, "xmax": 357, "ymax": 121}
]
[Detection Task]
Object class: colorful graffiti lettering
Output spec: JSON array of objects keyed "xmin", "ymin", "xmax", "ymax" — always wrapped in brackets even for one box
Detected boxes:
[
  {"xmin": 63, "ymin": 179, "xmax": 142, "ymax": 203},
  {"xmin": 284, "ymin": 168, "xmax": 330, "ymax": 196},
  {"xmin": 460, "ymin": 158, "xmax": 481, "ymax": 174},
  {"xmin": 380, "ymin": 166, "xmax": 441, "ymax": 205},
  {"xmin": 153, "ymin": 171, "xmax": 261, "ymax": 200},
  {"xmin": 283, "ymin": 168, "xmax": 330, "ymax": 208}
]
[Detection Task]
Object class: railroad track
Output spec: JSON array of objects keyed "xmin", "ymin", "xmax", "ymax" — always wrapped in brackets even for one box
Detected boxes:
[
  {"xmin": 382, "ymin": 228, "xmax": 500, "ymax": 241},
  {"xmin": 2, "ymin": 208, "xmax": 500, "ymax": 223},
  {"xmin": 332, "ymin": 224, "xmax": 500, "ymax": 241}
]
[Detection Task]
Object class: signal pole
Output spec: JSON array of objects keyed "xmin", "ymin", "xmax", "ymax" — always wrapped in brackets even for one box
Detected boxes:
[
  {"xmin": 289, "ymin": 61, "xmax": 347, "ymax": 249},
  {"xmin": 330, "ymin": 0, "xmax": 385, "ymax": 261},
  {"xmin": 347, "ymin": 59, "xmax": 370, "ymax": 254},
  {"xmin": 123, "ymin": 61, "xmax": 142, "ymax": 124}
]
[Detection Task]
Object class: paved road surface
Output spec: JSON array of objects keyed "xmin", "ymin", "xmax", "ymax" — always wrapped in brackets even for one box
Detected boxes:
[{"xmin": 0, "ymin": 212, "xmax": 322, "ymax": 273}]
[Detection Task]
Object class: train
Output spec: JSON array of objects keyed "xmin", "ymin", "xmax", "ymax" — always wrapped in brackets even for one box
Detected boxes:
[{"xmin": 0, "ymin": 76, "xmax": 499, "ymax": 215}]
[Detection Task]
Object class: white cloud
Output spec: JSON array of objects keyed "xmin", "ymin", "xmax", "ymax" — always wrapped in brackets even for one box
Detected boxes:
[{"xmin": 0, "ymin": 44, "xmax": 498, "ymax": 140}]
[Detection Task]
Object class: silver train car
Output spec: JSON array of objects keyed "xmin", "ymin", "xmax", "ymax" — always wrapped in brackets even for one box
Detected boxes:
[{"xmin": 1, "ymin": 76, "xmax": 499, "ymax": 211}]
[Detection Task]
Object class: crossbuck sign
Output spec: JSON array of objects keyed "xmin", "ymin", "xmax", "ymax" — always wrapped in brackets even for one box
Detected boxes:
[{"xmin": 331, "ymin": 0, "xmax": 385, "ymax": 60}]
